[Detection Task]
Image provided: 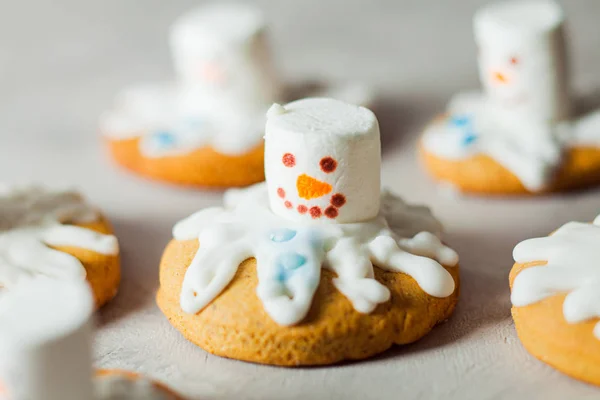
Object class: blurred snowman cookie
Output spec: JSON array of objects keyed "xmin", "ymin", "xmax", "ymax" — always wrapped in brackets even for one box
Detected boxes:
[
  {"xmin": 420, "ymin": 0, "xmax": 600, "ymax": 195},
  {"xmin": 102, "ymin": 3, "xmax": 373, "ymax": 188},
  {"xmin": 510, "ymin": 215, "xmax": 600, "ymax": 385},
  {"xmin": 0, "ymin": 279, "xmax": 185, "ymax": 399},
  {"xmin": 157, "ymin": 98, "xmax": 459, "ymax": 366},
  {"xmin": 0, "ymin": 186, "xmax": 119, "ymax": 308}
]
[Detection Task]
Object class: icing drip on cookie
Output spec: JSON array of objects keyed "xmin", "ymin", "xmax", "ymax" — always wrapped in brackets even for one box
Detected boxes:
[
  {"xmin": 95, "ymin": 375, "xmax": 172, "ymax": 400},
  {"xmin": 422, "ymin": 1, "xmax": 600, "ymax": 191},
  {"xmin": 174, "ymin": 183, "xmax": 458, "ymax": 326},
  {"xmin": 511, "ymin": 217, "xmax": 600, "ymax": 339},
  {"xmin": 0, "ymin": 186, "xmax": 119, "ymax": 288}
]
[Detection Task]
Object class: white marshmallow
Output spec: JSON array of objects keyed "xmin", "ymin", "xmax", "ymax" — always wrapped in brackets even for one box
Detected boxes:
[
  {"xmin": 170, "ymin": 3, "xmax": 281, "ymax": 114},
  {"xmin": 474, "ymin": 0, "xmax": 570, "ymax": 122},
  {"xmin": 0, "ymin": 279, "xmax": 94, "ymax": 400},
  {"xmin": 264, "ymin": 98, "xmax": 381, "ymax": 223}
]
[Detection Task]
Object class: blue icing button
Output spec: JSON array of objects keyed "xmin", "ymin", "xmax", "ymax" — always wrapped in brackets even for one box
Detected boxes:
[
  {"xmin": 153, "ymin": 131, "xmax": 176, "ymax": 147},
  {"xmin": 462, "ymin": 131, "xmax": 478, "ymax": 146},
  {"xmin": 449, "ymin": 115, "xmax": 471, "ymax": 128},
  {"xmin": 277, "ymin": 252, "xmax": 307, "ymax": 271},
  {"xmin": 270, "ymin": 228, "xmax": 297, "ymax": 243},
  {"xmin": 276, "ymin": 269, "xmax": 288, "ymax": 283}
]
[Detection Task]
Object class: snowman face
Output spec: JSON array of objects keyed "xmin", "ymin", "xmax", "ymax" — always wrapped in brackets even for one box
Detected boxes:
[
  {"xmin": 265, "ymin": 98, "xmax": 381, "ymax": 224},
  {"xmin": 272, "ymin": 150, "xmax": 347, "ymax": 220},
  {"xmin": 474, "ymin": 0, "xmax": 569, "ymax": 120},
  {"xmin": 173, "ymin": 39, "xmax": 235, "ymax": 89},
  {"xmin": 173, "ymin": 33, "xmax": 278, "ymax": 105},
  {"xmin": 478, "ymin": 41, "xmax": 538, "ymax": 107}
]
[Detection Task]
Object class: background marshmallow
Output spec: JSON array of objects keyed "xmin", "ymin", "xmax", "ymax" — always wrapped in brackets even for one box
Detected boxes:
[
  {"xmin": 170, "ymin": 3, "xmax": 281, "ymax": 115},
  {"xmin": 265, "ymin": 98, "xmax": 381, "ymax": 223},
  {"xmin": 474, "ymin": 0, "xmax": 570, "ymax": 122},
  {"xmin": 0, "ymin": 279, "xmax": 94, "ymax": 400}
]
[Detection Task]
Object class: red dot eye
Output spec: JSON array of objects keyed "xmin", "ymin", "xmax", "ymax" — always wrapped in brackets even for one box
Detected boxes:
[
  {"xmin": 319, "ymin": 157, "xmax": 337, "ymax": 173},
  {"xmin": 510, "ymin": 56, "xmax": 519, "ymax": 65},
  {"xmin": 282, "ymin": 153, "xmax": 295, "ymax": 167}
]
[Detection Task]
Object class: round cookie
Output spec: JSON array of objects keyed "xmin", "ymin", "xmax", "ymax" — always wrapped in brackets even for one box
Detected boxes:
[
  {"xmin": 101, "ymin": 3, "xmax": 278, "ymax": 188},
  {"xmin": 509, "ymin": 217, "xmax": 600, "ymax": 385},
  {"xmin": 157, "ymin": 98, "xmax": 460, "ymax": 366},
  {"xmin": 106, "ymin": 137, "xmax": 265, "ymax": 187},
  {"xmin": 0, "ymin": 186, "xmax": 120, "ymax": 308},
  {"xmin": 158, "ymin": 239, "xmax": 459, "ymax": 366},
  {"xmin": 419, "ymin": 0, "xmax": 600, "ymax": 195},
  {"xmin": 420, "ymin": 143, "xmax": 600, "ymax": 195},
  {"xmin": 95, "ymin": 370, "xmax": 184, "ymax": 400}
]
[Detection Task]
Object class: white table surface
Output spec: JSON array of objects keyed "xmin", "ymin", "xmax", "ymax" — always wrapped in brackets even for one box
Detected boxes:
[{"xmin": 1, "ymin": 0, "xmax": 600, "ymax": 399}]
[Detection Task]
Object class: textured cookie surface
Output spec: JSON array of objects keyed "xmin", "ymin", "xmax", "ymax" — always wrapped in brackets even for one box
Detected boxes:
[
  {"xmin": 510, "ymin": 262, "xmax": 600, "ymax": 386},
  {"xmin": 53, "ymin": 216, "xmax": 121, "ymax": 309},
  {"xmin": 107, "ymin": 137, "xmax": 265, "ymax": 187},
  {"xmin": 420, "ymin": 144, "xmax": 600, "ymax": 195},
  {"xmin": 157, "ymin": 239, "xmax": 460, "ymax": 366}
]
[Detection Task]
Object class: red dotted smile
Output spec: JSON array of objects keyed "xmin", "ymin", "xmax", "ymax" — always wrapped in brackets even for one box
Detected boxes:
[{"xmin": 276, "ymin": 152, "xmax": 347, "ymax": 219}]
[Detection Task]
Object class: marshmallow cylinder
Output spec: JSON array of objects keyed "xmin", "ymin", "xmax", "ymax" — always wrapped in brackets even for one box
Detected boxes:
[
  {"xmin": 474, "ymin": 0, "xmax": 570, "ymax": 122},
  {"xmin": 265, "ymin": 98, "xmax": 381, "ymax": 223},
  {"xmin": 0, "ymin": 279, "xmax": 94, "ymax": 400},
  {"xmin": 170, "ymin": 3, "xmax": 281, "ymax": 114}
]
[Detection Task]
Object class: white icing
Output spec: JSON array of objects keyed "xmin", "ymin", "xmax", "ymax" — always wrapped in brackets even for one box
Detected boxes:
[
  {"xmin": 511, "ymin": 217, "xmax": 600, "ymax": 339},
  {"xmin": 422, "ymin": 1, "xmax": 600, "ymax": 192},
  {"xmin": 0, "ymin": 186, "xmax": 119, "ymax": 289},
  {"xmin": 264, "ymin": 98, "xmax": 381, "ymax": 223},
  {"xmin": 95, "ymin": 374, "xmax": 172, "ymax": 400},
  {"xmin": 0, "ymin": 278, "xmax": 95, "ymax": 400},
  {"xmin": 174, "ymin": 182, "xmax": 458, "ymax": 326}
]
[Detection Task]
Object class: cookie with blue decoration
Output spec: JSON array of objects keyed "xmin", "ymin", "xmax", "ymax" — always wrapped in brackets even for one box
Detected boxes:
[
  {"xmin": 420, "ymin": 1, "xmax": 600, "ymax": 195},
  {"xmin": 157, "ymin": 98, "xmax": 459, "ymax": 365}
]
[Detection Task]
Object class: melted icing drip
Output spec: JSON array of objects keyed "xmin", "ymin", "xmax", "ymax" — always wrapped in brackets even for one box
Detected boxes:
[
  {"xmin": 0, "ymin": 186, "xmax": 119, "ymax": 289},
  {"xmin": 174, "ymin": 183, "xmax": 458, "ymax": 326},
  {"xmin": 512, "ymin": 218, "xmax": 600, "ymax": 339}
]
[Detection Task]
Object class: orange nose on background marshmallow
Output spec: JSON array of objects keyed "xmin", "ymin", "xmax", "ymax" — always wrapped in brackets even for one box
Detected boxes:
[
  {"xmin": 297, "ymin": 174, "xmax": 332, "ymax": 200},
  {"xmin": 492, "ymin": 71, "xmax": 508, "ymax": 84}
]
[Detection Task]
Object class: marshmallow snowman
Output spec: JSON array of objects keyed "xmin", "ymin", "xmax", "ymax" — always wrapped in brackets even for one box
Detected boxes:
[
  {"xmin": 171, "ymin": 2, "xmax": 281, "ymax": 117},
  {"xmin": 474, "ymin": 0, "xmax": 571, "ymax": 122},
  {"xmin": 0, "ymin": 279, "xmax": 95, "ymax": 400},
  {"xmin": 265, "ymin": 98, "xmax": 381, "ymax": 223}
]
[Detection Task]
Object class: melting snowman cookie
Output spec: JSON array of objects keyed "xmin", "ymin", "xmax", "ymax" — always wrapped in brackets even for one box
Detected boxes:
[
  {"xmin": 0, "ymin": 186, "xmax": 120, "ymax": 308},
  {"xmin": 510, "ymin": 215, "xmax": 600, "ymax": 386},
  {"xmin": 157, "ymin": 98, "xmax": 460, "ymax": 366},
  {"xmin": 420, "ymin": 0, "xmax": 600, "ymax": 195},
  {"xmin": 0, "ymin": 279, "xmax": 184, "ymax": 400}
]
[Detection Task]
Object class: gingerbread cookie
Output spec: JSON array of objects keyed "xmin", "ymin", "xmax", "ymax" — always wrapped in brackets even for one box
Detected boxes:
[
  {"xmin": 0, "ymin": 186, "xmax": 119, "ymax": 308},
  {"xmin": 0, "ymin": 279, "xmax": 184, "ymax": 400},
  {"xmin": 419, "ymin": 0, "xmax": 600, "ymax": 195},
  {"xmin": 157, "ymin": 98, "xmax": 459, "ymax": 366},
  {"xmin": 510, "ymin": 215, "xmax": 600, "ymax": 385},
  {"xmin": 102, "ymin": 3, "xmax": 373, "ymax": 188}
]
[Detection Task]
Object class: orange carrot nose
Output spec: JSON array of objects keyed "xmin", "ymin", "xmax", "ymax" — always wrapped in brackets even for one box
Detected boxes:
[
  {"xmin": 492, "ymin": 71, "xmax": 508, "ymax": 84},
  {"xmin": 297, "ymin": 174, "xmax": 332, "ymax": 200}
]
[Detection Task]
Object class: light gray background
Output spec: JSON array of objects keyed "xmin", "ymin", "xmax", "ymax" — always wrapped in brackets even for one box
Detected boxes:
[{"xmin": 1, "ymin": 1, "xmax": 600, "ymax": 399}]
